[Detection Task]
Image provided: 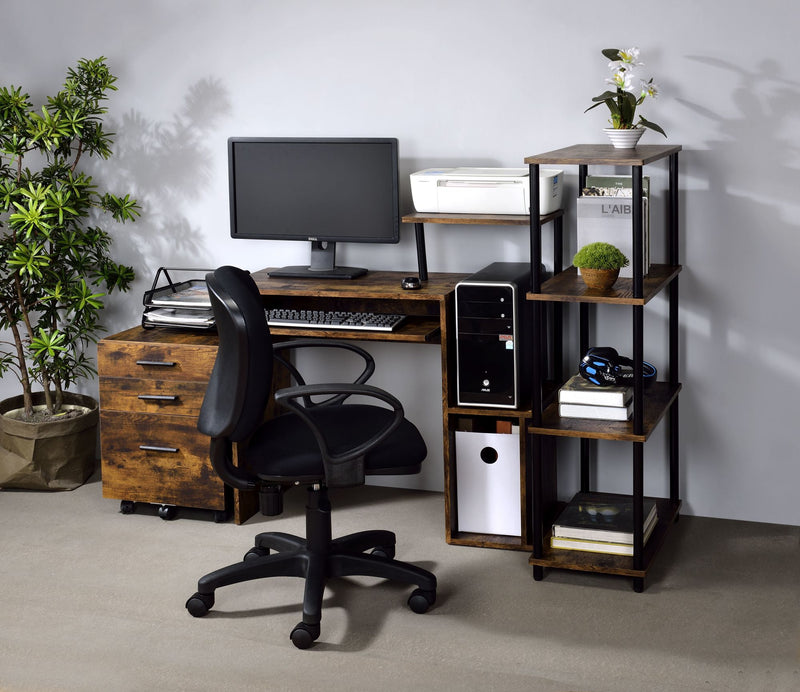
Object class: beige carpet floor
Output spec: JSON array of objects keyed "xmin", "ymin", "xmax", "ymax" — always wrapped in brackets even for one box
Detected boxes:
[{"xmin": 1, "ymin": 475, "xmax": 798, "ymax": 691}]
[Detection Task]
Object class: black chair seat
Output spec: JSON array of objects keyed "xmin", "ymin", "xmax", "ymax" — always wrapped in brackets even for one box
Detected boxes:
[{"xmin": 242, "ymin": 405, "xmax": 427, "ymax": 481}]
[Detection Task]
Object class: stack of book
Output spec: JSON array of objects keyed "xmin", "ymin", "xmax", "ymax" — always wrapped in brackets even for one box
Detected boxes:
[
  {"xmin": 558, "ymin": 373, "xmax": 632, "ymax": 421},
  {"xmin": 550, "ymin": 492, "xmax": 658, "ymax": 556}
]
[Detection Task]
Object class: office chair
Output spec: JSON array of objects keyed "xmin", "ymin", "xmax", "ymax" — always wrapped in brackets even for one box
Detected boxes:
[{"xmin": 185, "ymin": 266, "xmax": 437, "ymax": 648}]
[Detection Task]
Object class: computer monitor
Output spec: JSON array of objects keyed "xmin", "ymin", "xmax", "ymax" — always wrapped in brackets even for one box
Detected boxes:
[{"xmin": 228, "ymin": 137, "xmax": 400, "ymax": 279}]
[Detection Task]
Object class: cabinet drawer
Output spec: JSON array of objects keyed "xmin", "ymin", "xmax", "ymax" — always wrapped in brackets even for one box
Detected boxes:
[
  {"xmin": 99, "ymin": 411, "xmax": 224, "ymax": 511},
  {"xmin": 98, "ymin": 341, "xmax": 216, "ymax": 382},
  {"xmin": 99, "ymin": 377, "xmax": 208, "ymax": 416}
]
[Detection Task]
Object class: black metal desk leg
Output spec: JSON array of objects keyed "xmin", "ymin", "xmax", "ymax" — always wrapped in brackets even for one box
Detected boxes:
[{"xmin": 414, "ymin": 222, "xmax": 428, "ymax": 282}]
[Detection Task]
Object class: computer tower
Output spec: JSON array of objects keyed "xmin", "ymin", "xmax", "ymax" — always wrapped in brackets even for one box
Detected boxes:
[{"xmin": 455, "ymin": 262, "xmax": 531, "ymax": 409}]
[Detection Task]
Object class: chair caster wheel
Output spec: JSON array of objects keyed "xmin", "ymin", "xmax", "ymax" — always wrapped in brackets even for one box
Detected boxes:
[
  {"xmin": 186, "ymin": 592, "xmax": 214, "ymax": 617},
  {"xmin": 371, "ymin": 545, "xmax": 395, "ymax": 560},
  {"xmin": 120, "ymin": 500, "xmax": 135, "ymax": 514},
  {"xmin": 158, "ymin": 505, "xmax": 176, "ymax": 520},
  {"xmin": 244, "ymin": 546, "xmax": 269, "ymax": 561},
  {"xmin": 408, "ymin": 588, "xmax": 436, "ymax": 614},
  {"xmin": 290, "ymin": 622, "xmax": 320, "ymax": 649}
]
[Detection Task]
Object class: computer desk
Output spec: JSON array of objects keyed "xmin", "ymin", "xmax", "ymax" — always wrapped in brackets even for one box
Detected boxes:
[{"xmin": 98, "ymin": 268, "xmax": 468, "ymax": 525}]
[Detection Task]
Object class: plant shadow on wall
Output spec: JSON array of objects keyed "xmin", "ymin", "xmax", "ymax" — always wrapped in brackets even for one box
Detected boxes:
[
  {"xmin": 84, "ymin": 77, "xmax": 232, "ymax": 324},
  {"xmin": 675, "ymin": 55, "xmax": 800, "ymax": 502}
]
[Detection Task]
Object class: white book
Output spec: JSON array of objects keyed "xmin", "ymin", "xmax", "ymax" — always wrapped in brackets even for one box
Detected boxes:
[
  {"xmin": 558, "ymin": 373, "xmax": 632, "ymax": 407},
  {"xmin": 551, "ymin": 515, "xmax": 657, "ymax": 555},
  {"xmin": 559, "ymin": 400, "xmax": 632, "ymax": 421}
]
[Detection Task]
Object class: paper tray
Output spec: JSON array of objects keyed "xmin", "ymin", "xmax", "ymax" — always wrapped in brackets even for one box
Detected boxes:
[
  {"xmin": 143, "ymin": 267, "xmax": 213, "ymax": 309},
  {"xmin": 142, "ymin": 267, "xmax": 215, "ymax": 330}
]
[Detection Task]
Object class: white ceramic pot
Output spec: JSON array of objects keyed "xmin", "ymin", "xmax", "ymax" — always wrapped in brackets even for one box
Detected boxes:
[{"xmin": 603, "ymin": 127, "xmax": 644, "ymax": 149}]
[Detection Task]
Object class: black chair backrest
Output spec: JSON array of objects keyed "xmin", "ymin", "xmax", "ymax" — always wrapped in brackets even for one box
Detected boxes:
[{"xmin": 198, "ymin": 266, "xmax": 273, "ymax": 442}]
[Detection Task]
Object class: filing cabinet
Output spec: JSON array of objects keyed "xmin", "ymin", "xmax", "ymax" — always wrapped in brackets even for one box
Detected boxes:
[{"xmin": 98, "ymin": 326, "xmax": 258, "ymax": 523}]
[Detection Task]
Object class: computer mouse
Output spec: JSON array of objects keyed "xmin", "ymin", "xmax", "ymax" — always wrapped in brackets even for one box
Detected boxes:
[{"xmin": 401, "ymin": 276, "xmax": 421, "ymax": 290}]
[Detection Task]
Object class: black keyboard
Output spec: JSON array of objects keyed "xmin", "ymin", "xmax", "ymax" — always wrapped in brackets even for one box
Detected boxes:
[{"xmin": 266, "ymin": 308, "xmax": 406, "ymax": 332}]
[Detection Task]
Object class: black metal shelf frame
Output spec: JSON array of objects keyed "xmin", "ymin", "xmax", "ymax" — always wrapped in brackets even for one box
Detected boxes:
[{"xmin": 527, "ymin": 148, "xmax": 681, "ymax": 591}]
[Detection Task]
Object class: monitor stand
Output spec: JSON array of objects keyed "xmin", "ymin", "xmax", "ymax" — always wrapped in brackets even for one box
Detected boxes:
[{"xmin": 267, "ymin": 240, "xmax": 367, "ymax": 280}]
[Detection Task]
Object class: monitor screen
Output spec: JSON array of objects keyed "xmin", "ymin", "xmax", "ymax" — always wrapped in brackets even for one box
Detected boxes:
[{"xmin": 228, "ymin": 137, "xmax": 399, "ymax": 278}]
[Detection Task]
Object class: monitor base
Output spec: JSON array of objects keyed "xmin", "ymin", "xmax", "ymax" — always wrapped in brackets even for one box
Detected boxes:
[{"xmin": 267, "ymin": 265, "xmax": 368, "ymax": 280}]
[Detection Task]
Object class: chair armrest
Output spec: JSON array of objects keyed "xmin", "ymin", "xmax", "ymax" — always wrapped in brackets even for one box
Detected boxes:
[
  {"xmin": 207, "ymin": 437, "xmax": 258, "ymax": 492},
  {"xmin": 272, "ymin": 339, "xmax": 376, "ymax": 407},
  {"xmin": 274, "ymin": 382, "xmax": 404, "ymax": 476}
]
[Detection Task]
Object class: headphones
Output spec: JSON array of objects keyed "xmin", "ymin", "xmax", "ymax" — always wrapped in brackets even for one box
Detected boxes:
[{"xmin": 579, "ymin": 347, "xmax": 656, "ymax": 387}]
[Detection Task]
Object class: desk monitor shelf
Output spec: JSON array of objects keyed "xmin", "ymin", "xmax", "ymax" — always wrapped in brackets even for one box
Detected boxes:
[{"xmin": 401, "ymin": 209, "xmax": 564, "ymax": 282}]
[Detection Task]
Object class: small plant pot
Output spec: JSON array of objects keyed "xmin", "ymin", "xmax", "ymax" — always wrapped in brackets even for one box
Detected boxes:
[
  {"xmin": 579, "ymin": 267, "xmax": 620, "ymax": 291},
  {"xmin": 603, "ymin": 127, "xmax": 644, "ymax": 149}
]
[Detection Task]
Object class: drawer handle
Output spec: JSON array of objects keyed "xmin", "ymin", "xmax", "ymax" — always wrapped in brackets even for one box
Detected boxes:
[
  {"xmin": 139, "ymin": 445, "xmax": 179, "ymax": 453},
  {"xmin": 136, "ymin": 360, "xmax": 176, "ymax": 367},
  {"xmin": 137, "ymin": 394, "xmax": 179, "ymax": 401}
]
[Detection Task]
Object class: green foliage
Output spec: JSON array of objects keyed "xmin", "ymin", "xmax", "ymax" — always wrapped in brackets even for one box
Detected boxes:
[
  {"xmin": 572, "ymin": 242, "xmax": 630, "ymax": 270},
  {"xmin": 0, "ymin": 57, "xmax": 140, "ymax": 419}
]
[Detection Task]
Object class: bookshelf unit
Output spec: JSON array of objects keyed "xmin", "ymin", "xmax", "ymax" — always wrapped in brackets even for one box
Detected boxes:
[
  {"xmin": 402, "ymin": 210, "xmax": 562, "ymax": 551},
  {"xmin": 524, "ymin": 144, "xmax": 682, "ymax": 591}
]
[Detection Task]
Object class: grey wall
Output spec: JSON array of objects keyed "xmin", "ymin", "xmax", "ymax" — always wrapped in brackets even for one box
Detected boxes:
[{"xmin": 3, "ymin": 1, "xmax": 799, "ymax": 526}]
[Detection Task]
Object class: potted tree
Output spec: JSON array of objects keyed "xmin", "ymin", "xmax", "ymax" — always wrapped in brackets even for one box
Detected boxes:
[
  {"xmin": 573, "ymin": 241, "xmax": 629, "ymax": 291},
  {"xmin": 0, "ymin": 57, "xmax": 139, "ymax": 489}
]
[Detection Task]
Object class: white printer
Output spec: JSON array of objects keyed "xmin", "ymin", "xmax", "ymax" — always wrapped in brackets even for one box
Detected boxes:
[{"xmin": 410, "ymin": 167, "xmax": 563, "ymax": 216}]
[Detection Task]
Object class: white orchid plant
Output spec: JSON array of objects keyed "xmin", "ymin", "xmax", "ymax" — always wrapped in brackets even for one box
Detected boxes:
[{"xmin": 586, "ymin": 47, "xmax": 666, "ymax": 136}]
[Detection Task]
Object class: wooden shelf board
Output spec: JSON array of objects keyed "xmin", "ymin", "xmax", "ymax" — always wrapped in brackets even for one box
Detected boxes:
[
  {"xmin": 401, "ymin": 210, "xmax": 563, "ymax": 226},
  {"xmin": 447, "ymin": 405, "xmax": 532, "ymax": 419},
  {"xmin": 448, "ymin": 531, "xmax": 531, "ymax": 552},
  {"xmin": 524, "ymin": 144, "xmax": 682, "ymax": 167},
  {"xmin": 252, "ymin": 269, "xmax": 468, "ymax": 300},
  {"xmin": 526, "ymin": 265, "xmax": 681, "ymax": 305},
  {"xmin": 529, "ymin": 496, "xmax": 682, "ymax": 577},
  {"xmin": 528, "ymin": 382, "xmax": 681, "ymax": 442}
]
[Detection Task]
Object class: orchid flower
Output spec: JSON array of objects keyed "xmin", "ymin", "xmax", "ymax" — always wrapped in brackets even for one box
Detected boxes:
[{"xmin": 585, "ymin": 47, "xmax": 667, "ymax": 136}]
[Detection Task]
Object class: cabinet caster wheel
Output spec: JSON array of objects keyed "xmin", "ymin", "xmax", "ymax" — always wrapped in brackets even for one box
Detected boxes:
[
  {"xmin": 633, "ymin": 577, "xmax": 645, "ymax": 593},
  {"xmin": 186, "ymin": 592, "xmax": 214, "ymax": 617},
  {"xmin": 290, "ymin": 622, "xmax": 320, "ymax": 649},
  {"xmin": 371, "ymin": 545, "xmax": 395, "ymax": 560},
  {"xmin": 212, "ymin": 510, "xmax": 228, "ymax": 523},
  {"xmin": 120, "ymin": 500, "xmax": 135, "ymax": 515},
  {"xmin": 158, "ymin": 505, "xmax": 176, "ymax": 520},
  {"xmin": 244, "ymin": 546, "xmax": 269, "ymax": 561},
  {"xmin": 408, "ymin": 588, "xmax": 436, "ymax": 614}
]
